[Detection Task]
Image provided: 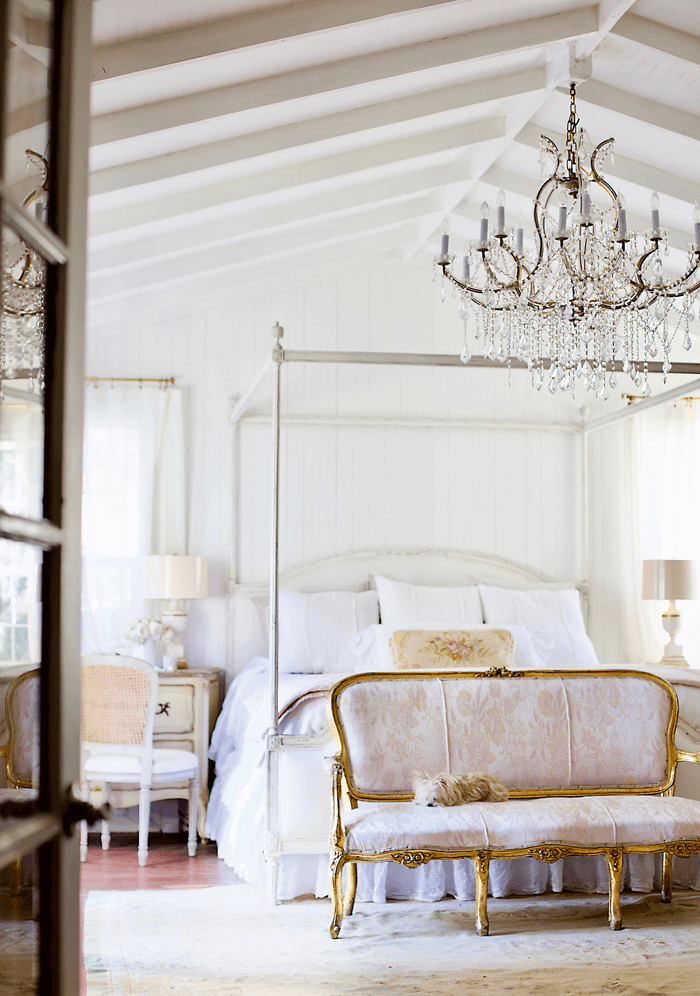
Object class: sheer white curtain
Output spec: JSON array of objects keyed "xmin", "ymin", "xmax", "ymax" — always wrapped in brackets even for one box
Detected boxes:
[
  {"xmin": 587, "ymin": 417, "xmax": 660, "ymax": 664},
  {"xmin": 639, "ymin": 400, "xmax": 700, "ymax": 668},
  {"xmin": 81, "ymin": 385, "xmax": 186, "ymax": 654}
]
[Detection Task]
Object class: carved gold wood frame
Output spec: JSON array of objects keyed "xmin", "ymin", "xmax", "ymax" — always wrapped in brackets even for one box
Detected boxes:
[
  {"xmin": 327, "ymin": 669, "xmax": 698, "ymax": 939},
  {"xmin": 0, "ymin": 668, "xmax": 40, "ymax": 789}
]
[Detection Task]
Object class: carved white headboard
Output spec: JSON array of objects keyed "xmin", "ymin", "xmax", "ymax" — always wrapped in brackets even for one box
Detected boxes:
[{"xmin": 227, "ymin": 548, "xmax": 588, "ymax": 676}]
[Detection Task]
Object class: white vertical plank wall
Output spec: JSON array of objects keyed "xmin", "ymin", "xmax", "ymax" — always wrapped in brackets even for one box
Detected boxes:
[{"xmin": 86, "ymin": 260, "xmax": 588, "ymax": 682}]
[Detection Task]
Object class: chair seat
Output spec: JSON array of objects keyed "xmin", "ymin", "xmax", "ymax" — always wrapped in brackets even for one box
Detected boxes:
[
  {"xmin": 84, "ymin": 747, "xmax": 198, "ymax": 781},
  {"xmin": 344, "ymin": 795, "xmax": 700, "ymax": 854}
]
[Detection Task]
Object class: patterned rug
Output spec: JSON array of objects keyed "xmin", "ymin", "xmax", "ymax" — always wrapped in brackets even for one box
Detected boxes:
[{"xmin": 84, "ymin": 883, "xmax": 700, "ymax": 996}]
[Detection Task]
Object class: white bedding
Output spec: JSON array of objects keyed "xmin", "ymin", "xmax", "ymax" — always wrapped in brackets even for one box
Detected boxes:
[{"xmin": 206, "ymin": 659, "xmax": 700, "ymax": 902}]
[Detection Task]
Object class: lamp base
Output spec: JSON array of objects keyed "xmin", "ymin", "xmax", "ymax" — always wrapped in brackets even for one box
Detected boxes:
[{"xmin": 656, "ymin": 602, "xmax": 690, "ymax": 666}]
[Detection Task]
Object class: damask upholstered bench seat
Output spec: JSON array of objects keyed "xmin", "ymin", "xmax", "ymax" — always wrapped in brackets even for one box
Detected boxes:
[{"xmin": 327, "ymin": 670, "xmax": 700, "ymax": 938}]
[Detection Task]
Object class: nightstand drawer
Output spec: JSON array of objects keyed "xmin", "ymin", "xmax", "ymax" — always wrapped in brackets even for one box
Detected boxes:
[{"xmin": 154, "ymin": 684, "xmax": 194, "ymax": 734}]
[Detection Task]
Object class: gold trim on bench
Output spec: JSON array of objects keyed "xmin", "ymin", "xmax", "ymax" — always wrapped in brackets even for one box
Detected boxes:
[{"xmin": 327, "ymin": 668, "xmax": 695, "ymax": 939}]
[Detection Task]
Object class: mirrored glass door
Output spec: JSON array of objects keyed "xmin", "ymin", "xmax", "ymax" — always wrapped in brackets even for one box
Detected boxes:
[{"xmin": 1, "ymin": 1, "xmax": 92, "ymax": 992}]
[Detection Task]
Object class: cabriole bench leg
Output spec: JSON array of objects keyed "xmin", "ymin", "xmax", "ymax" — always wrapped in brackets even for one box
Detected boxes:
[
  {"xmin": 473, "ymin": 851, "xmax": 490, "ymax": 936},
  {"xmin": 330, "ymin": 850, "xmax": 346, "ymax": 939},
  {"xmin": 344, "ymin": 861, "xmax": 358, "ymax": 916},
  {"xmin": 662, "ymin": 851, "xmax": 673, "ymax": 903},
  {"xmin": 606, "ymin": 848, "xmax": 623, "ymax": 930}
]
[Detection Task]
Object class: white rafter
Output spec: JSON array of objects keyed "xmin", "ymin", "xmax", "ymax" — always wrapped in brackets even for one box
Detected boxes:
[
  {"xmin": 610, "ymin": 12, "xmax": 700, "ymax": 67},
  {"xmin": 88, "ymin": 117, "xmax": 505, "ymax": 238},
  {"xmin": 90, "ymin": 66, "xmax": 546, "ymax": 197},
  {"xmin": 86, "ymin": 228, "xmax": 418, "ymax": 327},
  {"xmin": 87, "ymin": 161, "xmax": 469, "ymax": 272},
  {"xmin": 89, "ymin": 7, "xmax": 598, "ymax": 146},
  {"xmin": 87, "ymin": 194, "xmax": 443, "ymax": 299},
  {"xmin": 91, "ymin": 0, "xmax": 460, "ymax": 82}
]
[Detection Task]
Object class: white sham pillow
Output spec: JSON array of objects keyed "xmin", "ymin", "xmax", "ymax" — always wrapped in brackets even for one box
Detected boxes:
[
  {"xmin": 278, "ymin": 589, "xmax": 379, "ymax": 674},
  {"xmin": 478, "ymin": 584, "xmax": 598, "ymax": 669},
  {"xmin": 374, "ymin": 575, "xmax": 483, "ymax": 630},
  {"xmin": 341, "ymin": 621, "xmax": 551, "ymax": 673}
]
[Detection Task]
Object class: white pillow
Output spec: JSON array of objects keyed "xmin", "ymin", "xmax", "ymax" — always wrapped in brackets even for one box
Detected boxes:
[
  {"xmin": 342, "ymin": 621, "xmax": 551, "ymax": 673},
  {"xmin": 374, "ymin": 575, "xmax": 483, "ymax": 630},
  {"xmin": 478, "ymin": 585, "xmax": 598, "ymax": 669},
  {"xmin": 277, "ymin": 589, "xmax": 379, "ymax": 673}
]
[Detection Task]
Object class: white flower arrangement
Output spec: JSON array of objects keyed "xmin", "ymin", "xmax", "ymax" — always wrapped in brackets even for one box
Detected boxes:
[{"xmin": 124, "ymin": 617, "xmax": 176, "ymax": 646}]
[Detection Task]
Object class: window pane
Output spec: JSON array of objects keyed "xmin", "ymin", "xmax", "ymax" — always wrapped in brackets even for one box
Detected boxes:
[
  {"xmin": 0, "ymin": 540, "xmax": 41, "ymax": 673},
  {"xmin": 0, "ymin": 227, "xmax": 45, "ymax": 520},
  {"xmin": 4, "ymin": 0, "xmax": 54, "ymax": 230}
]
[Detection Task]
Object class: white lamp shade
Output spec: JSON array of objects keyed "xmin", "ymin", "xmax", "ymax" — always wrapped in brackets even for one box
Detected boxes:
[
  {"xmin": 643, "ymin": 559, "xmax": 697, "ymax": 601},
  {"xmin": 144, "ymin": 555, "xmax": 208, "ymax": 600}
]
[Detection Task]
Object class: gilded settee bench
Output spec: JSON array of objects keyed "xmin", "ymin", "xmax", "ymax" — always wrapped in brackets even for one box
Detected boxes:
[{"xmin": 327, "ymin": 669, "xmax": 700, "ymax": 938}]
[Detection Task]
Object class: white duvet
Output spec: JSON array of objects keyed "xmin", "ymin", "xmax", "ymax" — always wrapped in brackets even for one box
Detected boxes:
[{"xmin": 206, "ymin": 659, "xmax": 700, "ymax": 902}]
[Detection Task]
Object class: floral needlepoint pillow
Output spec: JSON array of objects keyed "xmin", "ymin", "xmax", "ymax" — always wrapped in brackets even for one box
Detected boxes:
[{"xmin": 389, "ymin": 629, "xmax": 515, "ymax": 670}]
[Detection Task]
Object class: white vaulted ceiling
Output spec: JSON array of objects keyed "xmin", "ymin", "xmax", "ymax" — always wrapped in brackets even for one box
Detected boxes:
[{"xmin": 18, "ymin": 0, "xmax": 700, "ymax": 329}]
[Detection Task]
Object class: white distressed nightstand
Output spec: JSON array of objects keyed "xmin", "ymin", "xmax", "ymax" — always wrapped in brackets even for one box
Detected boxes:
[{"xmin": 90, "ymin": 666, "xmax": 223, "ymax": 839}]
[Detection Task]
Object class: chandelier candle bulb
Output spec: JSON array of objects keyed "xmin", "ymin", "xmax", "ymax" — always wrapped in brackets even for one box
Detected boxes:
[
  {"xmin": 617, "ymin": 194, "xmax": 627, "ymax": 239},
  {"xmin": 694, "ymin": 202, "xmax": 700, "ymax": 246},
  {"xmin": 496, "ymin": 189, "xmax": 506, "ymax": 236},
  {"xmin": 581, "ymin": 191, "xmax": 591, "ymax": 220},
  {"xmin": 557, "ymin": 191, "xmax": 568, "ymax": 235},
  {"xmin": 440, "ymin": 224, "xmax": 449, "ymax": 259},
  {"xmin": 462, "ymin": 255, "xmax": 470, "ymax": 283},
  {"xmin": 479, "ymin": 202, "xmax": 489, "ymax": 246},
  {"xmin": 651, "ymin": 191, "xmax": 660, "ymax": 233}
]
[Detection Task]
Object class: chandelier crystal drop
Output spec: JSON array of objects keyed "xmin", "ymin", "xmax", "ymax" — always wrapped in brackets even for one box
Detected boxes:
[{"xmin": 432, "ymin": 85, "xmax": 700, "ymax": 399}]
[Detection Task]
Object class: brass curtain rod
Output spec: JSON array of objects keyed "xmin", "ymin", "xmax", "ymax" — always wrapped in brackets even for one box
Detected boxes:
[
  {"xmin": 624, "ymin": 393, "xmax": 700, "ymax": 405},
  {"xmin": 85, "ymin": 376, "xmax": 175, "ymax": 386}
]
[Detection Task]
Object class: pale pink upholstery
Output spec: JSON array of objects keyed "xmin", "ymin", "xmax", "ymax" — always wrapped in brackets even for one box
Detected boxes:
[
  {"xmin": 335, "ymin": 675, "xmax": 672, "ymax": 796},
  {"xmin": 344, "ymin": 795, "xmax": 700, "ymax": 854},
  {"xmin": 3, "ymin": 670, "xmax": 40, "ymax": 787}
]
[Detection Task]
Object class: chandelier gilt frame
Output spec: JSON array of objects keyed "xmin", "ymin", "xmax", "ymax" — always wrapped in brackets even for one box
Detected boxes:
[{"xmin": 433, "ymin": 85, "xmax": 700, "ymax": 398}]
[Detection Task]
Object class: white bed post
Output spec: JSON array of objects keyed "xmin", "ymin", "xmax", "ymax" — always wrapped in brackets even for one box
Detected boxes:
[{"xmin": 266, "ymin": 322, "xmax": 284, "ymax": 904}]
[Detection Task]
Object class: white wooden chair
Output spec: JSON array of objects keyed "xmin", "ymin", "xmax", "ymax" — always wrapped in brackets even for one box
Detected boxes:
[{"xmin": 80, "ymin": 654, "xmax": 198, "ymax": 867}]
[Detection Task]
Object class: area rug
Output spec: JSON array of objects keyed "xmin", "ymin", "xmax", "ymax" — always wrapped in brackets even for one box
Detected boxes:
[{"xmin": 84, "ymin": 883, "xmax": 700, "ymax": 996}]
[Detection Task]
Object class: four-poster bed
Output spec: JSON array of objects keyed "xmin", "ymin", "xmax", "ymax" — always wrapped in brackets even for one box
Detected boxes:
[{"xmin": 209, "ymin": 325, "xmax": 700, "ymax": 904}]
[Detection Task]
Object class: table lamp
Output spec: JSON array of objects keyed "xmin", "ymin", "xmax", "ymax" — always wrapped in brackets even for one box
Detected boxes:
[
  {"xmin": 642, "ymin": 559, "xmax": 697, "ymax": 667},
  {"xmin": 144, "ymin": 555, "xmax": 208, "ymax": 668}
]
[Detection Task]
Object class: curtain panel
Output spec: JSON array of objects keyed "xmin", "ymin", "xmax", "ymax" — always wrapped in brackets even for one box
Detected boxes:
[{"xmin": 81, "ymin": 385, "xmax": 186, "ymax": 654}]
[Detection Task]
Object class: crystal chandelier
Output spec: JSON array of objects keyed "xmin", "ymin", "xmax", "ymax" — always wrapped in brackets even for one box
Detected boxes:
[
  {"xmin": 1, "ymin": 152, "xmax": 47, "ymax": 393},
  {"xmin": 433, "ymin": 85, "xmax": 700, "ymax": 399}
]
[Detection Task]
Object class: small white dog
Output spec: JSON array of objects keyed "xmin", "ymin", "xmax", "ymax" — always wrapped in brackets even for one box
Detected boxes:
[{"xmin": 412, "ymin": 769, "xmax": 509, "ymax": 806}]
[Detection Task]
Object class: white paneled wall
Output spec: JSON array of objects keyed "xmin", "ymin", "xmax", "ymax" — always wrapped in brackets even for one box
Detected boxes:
[{"xmin": 87, "ymin": 260, "xmax": 587, "ymax": 681}]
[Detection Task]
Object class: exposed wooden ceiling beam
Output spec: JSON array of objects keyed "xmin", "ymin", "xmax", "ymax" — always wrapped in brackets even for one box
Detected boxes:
[
  {"xmin": 610, "ymin": 12, "xmax": 700, "ymax": 67},
  {"xmin": 87, "ymin": 198, "xmax": 441, "ymax": 300},
  {"xmin": 574, "ymin": 0, "xmax": 636, "ymax": 59},
  {"xmin": 88, "ymin": 116, "xmax": 503, "ymax": 237},
  {"xmin": 514, "ymin": 123, "xmax": 700, "ymax": 207},
  {"xmin": 91, "ymin": 0, "xmax": 461, "ymax": 81},
  {"xmin": 90, "ymin": 66, "xmax": 546, "ymax": 197},
  {"xmin": 87, "ymin": 162, "xmax": 468, "ymax": 271},
  {"xmin": 574, "ymin": 79, "xmax": 700, "ymax": 143},
  {"xmin": 86, "ymin": 229, "xmax": 417, "ymax": 326},
  {"xmin": 90, "ymin": 7, "xmax": 598, "ymax": 146}
]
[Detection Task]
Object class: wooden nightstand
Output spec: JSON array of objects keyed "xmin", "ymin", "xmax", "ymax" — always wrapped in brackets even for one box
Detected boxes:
[{"xmin": 89, "ymin": 666, "xmax": 223, "ymax": 839}]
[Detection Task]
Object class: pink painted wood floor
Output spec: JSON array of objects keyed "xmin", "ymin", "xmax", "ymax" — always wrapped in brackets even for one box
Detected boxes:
[{"xmin": 80, "ymin": 833, "xmax": 241, "ymax": 995}]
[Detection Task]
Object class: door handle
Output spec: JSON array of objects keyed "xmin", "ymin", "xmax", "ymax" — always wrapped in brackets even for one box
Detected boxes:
[{"xmin": 62, "ymin": 784, "xmax": 112, "ymax": 836}]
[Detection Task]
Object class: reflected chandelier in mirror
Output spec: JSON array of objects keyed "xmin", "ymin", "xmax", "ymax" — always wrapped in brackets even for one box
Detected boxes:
[{"xmin": 1, "ymin": 152, "xmax": 47, "ymax": 393}]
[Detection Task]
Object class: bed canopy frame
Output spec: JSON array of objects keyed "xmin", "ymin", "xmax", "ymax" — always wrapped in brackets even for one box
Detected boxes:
[{"xmin": 229, "ymin": 325, "xmax": 700, "ymax": 902}]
